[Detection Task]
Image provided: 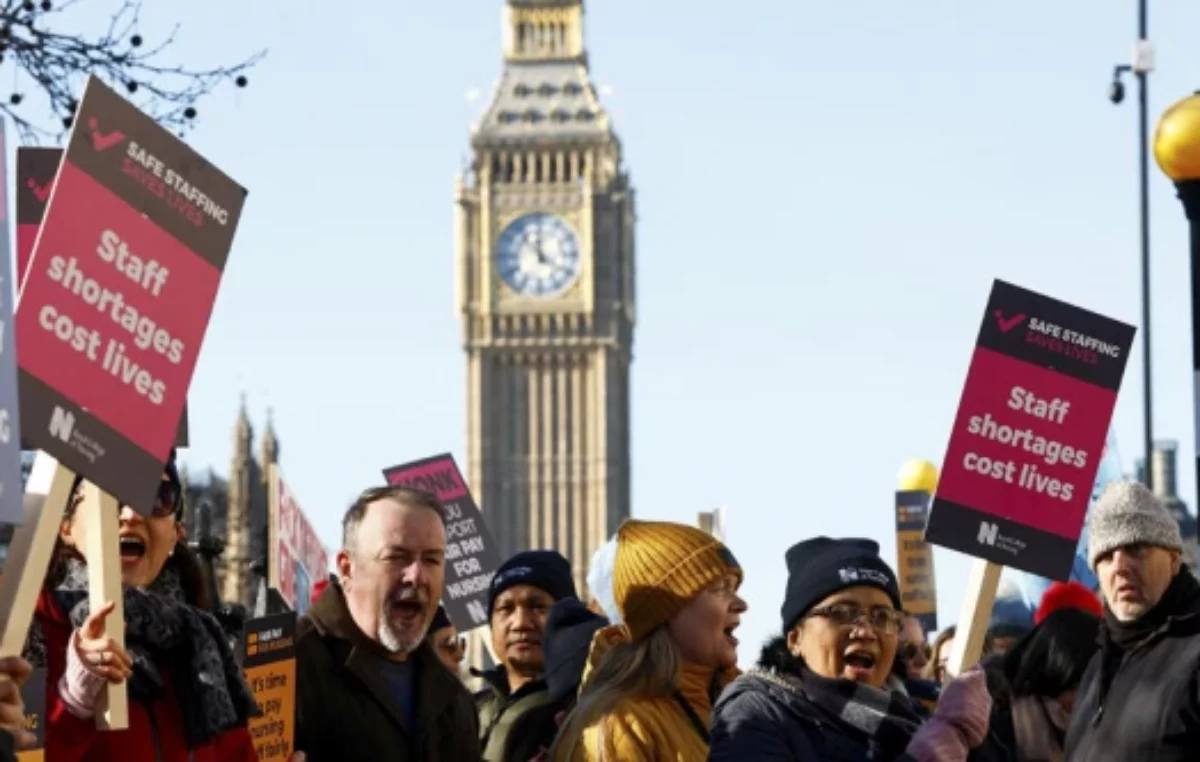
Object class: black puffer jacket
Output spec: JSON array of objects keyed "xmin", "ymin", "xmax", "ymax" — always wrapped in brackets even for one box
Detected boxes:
[
  {"xmin": 709, "ymin": 638, "xmax": 922, "ymax": 761},
  {"xmin": 1065, "ymin": 572, "xmax": 1200, "ymax": 761}
]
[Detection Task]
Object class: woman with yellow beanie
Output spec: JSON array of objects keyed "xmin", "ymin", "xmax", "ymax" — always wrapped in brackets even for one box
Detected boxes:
[{"xmin": 549, "ymin": 519, "xmax": 746, "ymax": 762}]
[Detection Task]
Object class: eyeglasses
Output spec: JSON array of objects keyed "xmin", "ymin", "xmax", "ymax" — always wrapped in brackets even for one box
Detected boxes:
[{"xmin": 807, "ymin": 603, "xmax": 906, "ymax": 634}]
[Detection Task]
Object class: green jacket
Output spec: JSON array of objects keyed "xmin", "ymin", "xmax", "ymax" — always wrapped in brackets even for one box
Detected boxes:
[{"xmin": 475, "ymin": 666, "xmax": 551, "ymax": 762}]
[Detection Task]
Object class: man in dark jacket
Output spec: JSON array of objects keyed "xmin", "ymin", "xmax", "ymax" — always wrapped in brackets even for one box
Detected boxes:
[
  {"xmin": 474, "ymin": 550, "xmax": 576, "ymax": 761},
  {"xmin": 294, "ymin": 485, "xmax": 480, "ymax": 761},
  {"xmin": 1065, "ymin": 481, "xmax": 1200, "ymax": 761}
]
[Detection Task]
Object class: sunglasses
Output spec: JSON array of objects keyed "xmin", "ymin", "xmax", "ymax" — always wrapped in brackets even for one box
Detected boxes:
[
  {"xmin": 71, "ymin": 478, "xmax": 181, "ymax": 519},
  {"xmin": 900, "ymin": 641, "xmax": 931, "ymax": 664}
]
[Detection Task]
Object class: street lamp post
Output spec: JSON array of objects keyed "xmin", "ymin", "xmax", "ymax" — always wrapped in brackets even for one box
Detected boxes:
[
  {"xmin": 1152, "ymin": 92, "xmax": 1200, "ymax": 519},
  {"xmin": 1109, "ymin": 7, "xmax": 1156, "ymax": 489}
]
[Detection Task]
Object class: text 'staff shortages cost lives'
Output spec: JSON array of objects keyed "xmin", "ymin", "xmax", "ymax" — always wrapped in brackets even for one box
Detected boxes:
[
  {"xmin": 242, "ymin": 612, "xmax": 296, "ymax": 762},
  {"xmin": 384, "ymin": 453, "xmax": 502, "ymax": 631},
  {"xmin": 15, "ymin": 146, "xmax": 189, "ymax": 449},
  {"xmin": 925, "ymin": 279, "xmax": 1135, "ymax": 580},
  {"xmin": 0, "ymin": 119, "xmax": 24, "ymax": 525},
  {"xmin": 14, "ymin": 75, "xmax": 245, "ymax": 514}
]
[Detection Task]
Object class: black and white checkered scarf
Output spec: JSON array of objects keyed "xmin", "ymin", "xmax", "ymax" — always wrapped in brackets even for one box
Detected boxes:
[
  {"xmin": 796, "ymin": 666, "xmax": 922, "ymax": 758},
  {"xmin": 756, "ymin": 637, "xmax": 922, "ymax": 759}
]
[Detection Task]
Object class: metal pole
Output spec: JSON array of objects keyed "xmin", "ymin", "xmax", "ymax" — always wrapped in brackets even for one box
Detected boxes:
[
  {"xmin": 1137, "ymin": 0, "xmax": 1155, "ymax": 491},
  {"xmin": 1178, "ymin": 182, "xmax": 1200, "ymax": 521}
]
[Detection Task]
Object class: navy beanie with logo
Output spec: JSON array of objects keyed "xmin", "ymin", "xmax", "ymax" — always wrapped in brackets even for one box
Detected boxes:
[
  {"xmin": 487, "ymin": 549, "xmax": 577, "ymax": 617},
  {"xmin": 780, "ymin": 537, "xmax": 902, "ymax": 634}
]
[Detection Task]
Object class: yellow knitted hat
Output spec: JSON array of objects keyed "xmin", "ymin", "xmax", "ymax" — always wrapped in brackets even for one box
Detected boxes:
[{"xmin": 612, "ymin": 519, "xmax": 742, "ymax": 641}]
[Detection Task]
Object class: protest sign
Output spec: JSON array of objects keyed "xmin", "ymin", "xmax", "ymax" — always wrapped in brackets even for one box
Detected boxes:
[
  {"xmin": 383, "ymin": 453, "xmax": 502, "ymax": 631},
  {"xmin": 14, "ymin": 75, "xmax": 244, "ymax": 513},
  {"xmin": 928, "ymin": 280, "xmax": 1134, "ymax": 679},
  {"xmin": 242, "ymin": 612, "xmax": 296, "ymax": 762},
  {"xmin": 15, "ymin": 148, "xmax": 58, "ymax": 294},
  {"xmin": 267, "ymin": 465, "xmax": 328, "ymax": 615},
  {"xmin": 0, "ymin": 120, "xmax": 23, "ymax": 525},
  {"xmin": 925, "ymin": 280, "xmax": 1135, "ymax": 580},
  {"xmin": 15, "ymin": 147, "xmax": 191, "ymax": 450},
  {"xmin": 14, "ymin": 668, "xmax": 45, "ymax": 762},
  {"xmin": 895, "ymin": 490, "xmax": 937, "ymax": 633}
]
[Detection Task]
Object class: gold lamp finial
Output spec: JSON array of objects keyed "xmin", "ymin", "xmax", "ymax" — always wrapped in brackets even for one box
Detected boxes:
[
  {"xmin": 897, "ymin": 459, "xmax": 938, "ymax": 493},
  {"xmin": 1154, "ymin": 92, "xmax": 1200, "ymax": 183}
]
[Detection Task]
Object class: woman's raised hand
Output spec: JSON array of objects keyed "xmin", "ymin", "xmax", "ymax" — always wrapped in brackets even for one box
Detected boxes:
[{"xmin": 73, "ymin": 601, "xmax": 133, "ymax": 684}]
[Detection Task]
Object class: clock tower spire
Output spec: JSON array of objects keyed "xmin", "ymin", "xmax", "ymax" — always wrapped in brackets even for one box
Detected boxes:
[
  {"xmin": 456, "ymin": 0, "xmax": 635, "ymax": 651},
  {"xmin": 503, "ymin": 0, "xmax": 586, "ymax": 63}
]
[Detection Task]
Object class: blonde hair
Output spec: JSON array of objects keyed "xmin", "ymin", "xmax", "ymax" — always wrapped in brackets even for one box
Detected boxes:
[{"xmin": 550, "ymin": 627, "xmax": 680, "ymax": 762}]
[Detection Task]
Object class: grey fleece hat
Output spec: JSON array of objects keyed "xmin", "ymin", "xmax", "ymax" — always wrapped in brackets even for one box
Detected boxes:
[{"xmin": 1088, "ymin": 480, "xmax": 1183, "ymax": 569}]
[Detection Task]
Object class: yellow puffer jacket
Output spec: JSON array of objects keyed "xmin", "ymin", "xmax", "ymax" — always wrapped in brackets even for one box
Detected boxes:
[{"xmin": 564, "ymin": 625, "xmax": 740, "ymax": 762}]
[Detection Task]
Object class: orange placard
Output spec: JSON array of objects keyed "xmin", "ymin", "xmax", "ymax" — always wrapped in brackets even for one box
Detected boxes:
[{"xmin": 242, "ymin": 612, "xmax": 296, "ymax": 761}]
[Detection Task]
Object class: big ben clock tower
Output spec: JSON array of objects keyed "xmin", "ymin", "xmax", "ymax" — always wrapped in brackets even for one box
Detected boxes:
[{"xmin": 455, "ymin": 0, "xmax": 635, "ymax": 609}]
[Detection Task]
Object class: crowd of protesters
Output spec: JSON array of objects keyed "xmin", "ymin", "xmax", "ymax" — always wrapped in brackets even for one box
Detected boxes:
[{"xmin": 0, "ymin": 472, "xmax": 1194, "ymax": 761}]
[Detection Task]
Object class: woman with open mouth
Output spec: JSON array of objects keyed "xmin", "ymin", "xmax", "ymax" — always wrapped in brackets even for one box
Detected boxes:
[
  {"xmin": 549, "ymin": 519, "xmax": 746, "ymax": 761},
  {"xmin": 710, "ymin": 536, "xmax": 993, "ymax": 761},
  {"xmin": 21, "ymin": 450, "xmax": 301, "ymax": 762}
]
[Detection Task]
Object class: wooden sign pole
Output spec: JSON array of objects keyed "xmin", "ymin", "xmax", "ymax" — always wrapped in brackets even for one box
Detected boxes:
[
  {"xmin": 0, "ymin": 452, "xmax": 74, "ymax": 657},
  {"xmin": 944, "ymin": 558, "xmax": 1002, "ymax": 679},
  {"xmin": 80, "ymin": 481, "xmax": 128, "ymax": 729}
]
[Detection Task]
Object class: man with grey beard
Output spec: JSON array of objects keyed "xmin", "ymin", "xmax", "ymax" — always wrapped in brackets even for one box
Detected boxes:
[{"xmin": 294, "ymin": 485, "xmax": 481, "ymax": 761}]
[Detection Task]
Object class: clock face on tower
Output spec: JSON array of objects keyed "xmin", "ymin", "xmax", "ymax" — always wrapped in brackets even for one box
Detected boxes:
[{"xmin": 495, "ymin": 213, "xmax": 582, "ymax": 298}]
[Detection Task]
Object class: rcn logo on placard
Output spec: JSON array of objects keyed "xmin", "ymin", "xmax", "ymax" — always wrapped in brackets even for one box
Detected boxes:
[
  {"xmin": 975, "ymin": 520, "xmax": 1025, "ymax": 557},
  {"xmin": 48, "ymin": 405, "xmax": 75, "ymax": 443},
  {"xmin": 977, "ymin": 521, "xmax": 999, "ymax": 546},
  {"xmin": 47, "ymin": 406, "xmax": 105, "ymax": 464},
  {"xmin": 86, "ymin": 118, "xmax": 126, "ymax": 153}
]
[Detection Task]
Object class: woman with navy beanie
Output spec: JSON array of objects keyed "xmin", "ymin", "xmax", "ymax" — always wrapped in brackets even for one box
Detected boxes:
[{"xmin": 711, "ymin": 537, "xmax": 993, "ymax": 761}]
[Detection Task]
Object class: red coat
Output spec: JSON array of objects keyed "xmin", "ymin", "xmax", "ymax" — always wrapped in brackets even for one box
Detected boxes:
[{"xmin": 35, "ymin": 588, "xmax": 258, "ymax": 762}]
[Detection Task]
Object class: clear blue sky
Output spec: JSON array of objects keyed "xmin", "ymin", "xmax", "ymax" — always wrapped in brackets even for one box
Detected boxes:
[{"xmin": 22, "ymin": 1, "xmax": 1200, "ymax": 664}]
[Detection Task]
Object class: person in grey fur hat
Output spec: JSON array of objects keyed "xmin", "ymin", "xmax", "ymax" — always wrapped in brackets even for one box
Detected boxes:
[{"xmin": 1064, "ymin": 480, "xmax": 1200, "ymax": 761}]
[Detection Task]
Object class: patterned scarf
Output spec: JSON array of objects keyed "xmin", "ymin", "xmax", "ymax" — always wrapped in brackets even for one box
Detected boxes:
[
  {"xmin": 23, "ymin": 557, "xmax": 258, "ymax": 748},
  {"xmin": 795, "ymin": 666, "xmax": 923, "ymax": 760}
]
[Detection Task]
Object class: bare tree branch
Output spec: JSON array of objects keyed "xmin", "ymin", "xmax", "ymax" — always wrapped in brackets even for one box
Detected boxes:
[{"xmin": 0, "ymin": 0, "xmax": 265, "ymax": 143}]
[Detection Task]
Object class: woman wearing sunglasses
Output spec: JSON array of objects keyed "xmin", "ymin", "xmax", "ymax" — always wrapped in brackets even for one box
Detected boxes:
[
  {"xmin": 22, "ymin": 450, "xmax": 299, "ymax": 762},
  {"xmin": 428, "ymin": 605, "xmax": 466, "ymax": 674},
  {"xmin": 710, "ymin": 537, "xmax": 992, "ymax": 762}
]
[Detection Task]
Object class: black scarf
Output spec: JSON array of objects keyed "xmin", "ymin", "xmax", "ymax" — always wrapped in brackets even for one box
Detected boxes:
[
  {"xmin": 758, "ymin": 638, "xmax": 921, "ymax": 760},
  {"xmin": 1102, "ymin": 568, "xmax": 1200, "ymax": 650},
  {"xmin": 24, "ymin": 557, "xmax": 258, "ymax": 748},
  {"xmin": 1095, "ymin": 569, "xmax": 1200, "ymax": 711}
]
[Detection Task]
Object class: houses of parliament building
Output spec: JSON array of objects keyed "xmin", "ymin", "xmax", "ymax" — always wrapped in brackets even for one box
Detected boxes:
[{"xmin": 178, "ymin": 400, "xmax": 279, "ymax": 610}]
